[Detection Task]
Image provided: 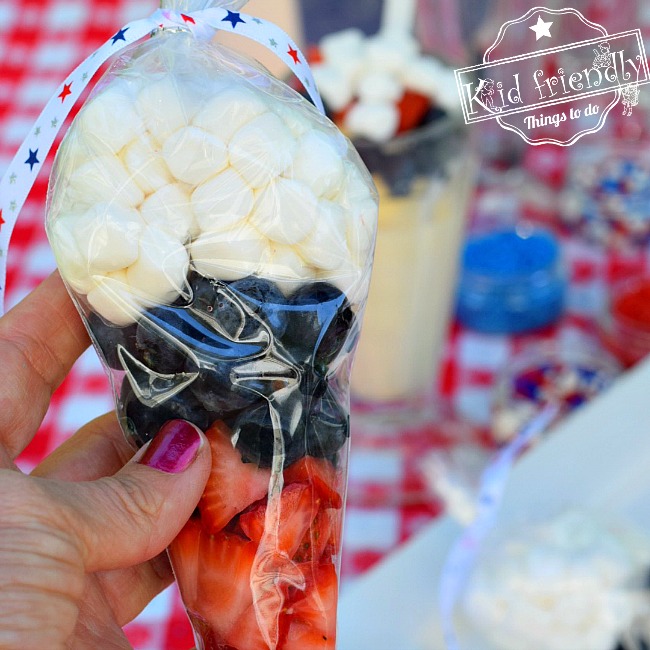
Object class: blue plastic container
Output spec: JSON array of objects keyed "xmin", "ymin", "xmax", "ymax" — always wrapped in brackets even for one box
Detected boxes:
[{"xmin": 456, "ymin": 228, "xmax": 566, "ymax": 334}]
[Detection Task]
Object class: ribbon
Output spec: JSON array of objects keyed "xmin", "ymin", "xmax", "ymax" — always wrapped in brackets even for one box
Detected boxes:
[
  {"xmin": 438, "ymin": 401, "xmax": 561, "ymax": 650},
  {"xmin": 0, "ymin": 6, "xmax": 324, "ymax": 316}
]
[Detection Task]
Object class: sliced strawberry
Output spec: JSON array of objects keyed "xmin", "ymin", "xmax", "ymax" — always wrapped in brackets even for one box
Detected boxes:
[
  {"xmin": 294, "ymin": 507, "xmax": 342, "ymax": 565},
  {"xmin": 226, "ymin": 602, "xmax": 272, "ymax": 650},
  {"xmin": 199, "ymin": 421, "xmax": 271, "ymax": 534},
  {"xmin": 396, "ymin": 90, "xmax": 432, "ymax": 133},
  {"xmin": 240, "ymin": 482, "xmax": 319, "ymax": 559},
  {"xmin": 284, "ymin": 457, "xmax": 343, "ymax": 509},
  {"xmin": 196, "ymin": 531, "xmax": 258, "ymax": 643},
  {"xmin": 168, "ymin": 517, "xmax": 203, "ymax": 611},
  {"xmin": 282, "ymin": 563, "xmax": 339, "ymax": 650}
]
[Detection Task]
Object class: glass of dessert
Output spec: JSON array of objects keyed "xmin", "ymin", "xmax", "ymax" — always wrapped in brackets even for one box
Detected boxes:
[
  {"xmin": 310, "ymin": 27, "xmax": 476, "ymax": 434},
  {"xmin": 45, "ymin": 3, "xmax": 378, "ymax": 648}
]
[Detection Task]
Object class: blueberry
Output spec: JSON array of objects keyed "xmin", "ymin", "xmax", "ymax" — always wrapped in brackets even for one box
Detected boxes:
[
  {"xmin": 281, "ymin": 282, "xmax": 356, "ymax": 366},
  {"xmin": 86, "ymin": 312, "xmax": 137, "ymax": 370},
  {"xmin": 226, "ymin": 275, "xmax": 289, "ymax": 340},
  {"xmin": 117, "ymin": 377, "xmax": 210, "ymax": 448},
  {"xmin": 304, "ymin": 387, "xmax": 349, "ymax": 459},
  {"xmin": 228, "ymin": 395, "xmax": 306, "ymax": 468},
  {"xmin": 135, "ymin": 319, "xmax": 187, "ymax": 374}
]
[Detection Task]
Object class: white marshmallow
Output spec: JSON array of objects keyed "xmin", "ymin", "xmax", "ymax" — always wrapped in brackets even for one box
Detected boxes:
[
  {"xmin": 66, "ymin": 154, "xmax": 144, "ymax": 208},
  {"xmin": 76, "ymin": 81, "xmax": 143, "ymax": 154},
  {"xmin": 86, "ymin": 270, "xmax": 143, "ymax": 326},
  {"xmin": 343, "ymin": 101, "xmax": 400, "ymax": 142},
  {"xmin": 122, "ymin": 133, "xmax": 173, "ymax": 195},
  {"xmin": 250, "ymin": 177, "xmax": 318, "ymax": 245},
  {"xmin": 340, "ymin": 161, "xmax": 377, "ymax": 204},
  {"xmin": 126, "ymin": 227, "xmax": 189, "ymax": 303},
  {"xmin": 320, "ymin": 28, "xmax": 365, "ymax": 65},
  {"xmin": 229, "ymin": 112, "xmax": 296, "ymax": 188},
  {"xmin": 298, "ymin": 200, "xmax": 350, "ymax": 271},
  {"xmin": 140, "ymin": 184, "xmax": 195, "ymax": 241},
  {"xmin": 346, "ymin": 196, "xmax": 378, "ymax": 266},
  {"xmin": 312, "ymin": 64, "xmax": 354, "ymax": 112},
  {"xmin": 264, "ymin": 243, "xmax": 314, "ymax": 294},
  {"xmin": 357, "ymin": 71, "xmax": 402, "ymax": 104},
  {"xmin": 364, "ymin": 34, "xmax": 419, "ymax": 75},
  {"xmin": 136, "ymin": 77, "xmax": 197, "ymax": 146},
  {"xmin": 192, "ymin": 167, "xmax": 254, "ymax": 233},
  {"xmin": 192, "ymin": 85, "xmax": 268, "ymax": 143},
  {"xmin": 162, "ymin": 126, "xmax": 228, "ymax": 186},
  {"xmin": 275, "ymin": 103, "xmax": 312, "ymax": 138},
  {"xmin": 48, "ymin": 215, "xmax": 94, "ymax": 294},
  {"xmin": 317, "ymin": 260, "xmax": 364, "ymax": 297},
  {"xmin": 72, "ymin": 203, "xmax": 144, "ymax": 275},
  {"xmin": 190, "ymin": 224, "xmax": 267, "ymax": 281},
  {"xmin": 290, "ymin": 130, "xmax": 345, "ymax": 199}
]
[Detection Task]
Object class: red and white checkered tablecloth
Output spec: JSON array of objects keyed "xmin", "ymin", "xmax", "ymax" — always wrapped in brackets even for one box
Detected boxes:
[{"xmin": 3, "ymin": 1, "xmax": 650, "ymax": 648}]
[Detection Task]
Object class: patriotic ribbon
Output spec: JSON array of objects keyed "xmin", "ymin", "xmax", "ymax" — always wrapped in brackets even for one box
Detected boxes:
[
  {"xmin": 438, "ymin": 402, "xmax": 561, "ymax": 650},
  {"xmin": 0, "ymin": 6, "xmax": 323, "ymax": 316}
]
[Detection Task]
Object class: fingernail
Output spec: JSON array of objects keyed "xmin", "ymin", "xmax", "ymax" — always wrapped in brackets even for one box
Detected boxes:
[{"xmin": 137, "ymin": 420, "xmax": 203, "ymax": 474}]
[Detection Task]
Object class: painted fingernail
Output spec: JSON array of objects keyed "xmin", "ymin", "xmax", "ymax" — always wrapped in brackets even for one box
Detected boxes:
[{"xmin": 137, "ymin": 420, "xmax": 203, "ymax": 474}]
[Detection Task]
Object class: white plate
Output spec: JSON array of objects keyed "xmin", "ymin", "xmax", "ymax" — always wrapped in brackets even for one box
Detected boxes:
[{"xmin": 337, "ymin": 356, "xmax": 650, "ymax": 650}]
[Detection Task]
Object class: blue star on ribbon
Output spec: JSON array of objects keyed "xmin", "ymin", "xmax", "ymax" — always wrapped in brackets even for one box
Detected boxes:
[
  {"xmin": 111, "ymin": 27, "xmax": 129, "ymax": 45},
  {"xmin": 25, "ymin": 149, "xmax": 39, "ymax": 171},
  {"xmin": 222, "ymin": 10, "xmax": 245, "ymax": 29}
]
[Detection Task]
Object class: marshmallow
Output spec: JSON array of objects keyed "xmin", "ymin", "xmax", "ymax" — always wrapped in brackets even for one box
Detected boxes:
[
  {"xmin": 48, "ymin": 215, "xmax": 94, "ymax": 294},
  {"xmin": 162, "ymin": 126, "xmax": 228, "ymax": 186},
  {"xmin": 122, "ymin": 133, "xmax": 173, "ymax": 195},
  {"xmin": 65, "ymin": 154, "xmax": 144, "ymax": 209},
  {"xmin": 346, "ymin": 197, "xmax": 378, "ymax": 265},
  {"xmin": 364, "ymin": 34, "xmax": 419, "ymax": 75},
  {"xmin": 264, "ymin": 243, "xmax": 314, "ymax": 294},
  {"xmin": 402, "ymin": 56, "xmax": 458, "ymax": 111},
  {"xmin": 298, "ymin": 200, "xmax": 350, "ymax": 271},
  {"xmin": 229, "ymin": 112, "xmax": 296, "ymax": 188},
  {"xmin": 126, "ymin": 227, "xmax": 189, "ymax": 304},
  {"xmin": 192, "ymin": 167, "xmax": 254, "ymax": 233},
  {"xmin": 136, "ymin": 77, "xmax": 197, "ymax": 146},
  {"xmin": 73, "ymin": 203, "xmax": 144, "ymax": 275},
  {"xmin": 190, "ymin": 224, "xmax": 267, "ymax": 281},
  {"xmin": 290, "ymin": 130, "xmax": 345, "ymax": 199},
  {"xmin": 76, "ymin": 81, "xmax": 143, "ymax": 154},
  {"xmin": 320, "ymin": 28, "xmax": 365, "ymax": 65},
  {"xmin": 140, "ymin": 184, "xmax": 196, "ymax": 241},
  {"xmin": 192, "ymin": 85, "xmax": 268, "ymax": 143},
  {"xmin": 250, "ymin": 177, "xmax": 318, "ymax": 245},
  {"xmin": 318, "ymin": 260, "xmax": 364, "ymax": 297},
  {"xmin": 343, "ymin": 101, "xmax": 400, "ymax": 142},
  {"xmin": 357, "ymin": 71, "xmax": 402, "ymax": 104},
  {"xmin": 312, "ymin": 64, "xmax": 354, "ymax": 112},
  {"xmin": 86, "ymin": 270, "xmax": 144, "ymax": 326},
  {"xmin": 275, "ymin": 103, "xmax": 312, "ymax": 138}
]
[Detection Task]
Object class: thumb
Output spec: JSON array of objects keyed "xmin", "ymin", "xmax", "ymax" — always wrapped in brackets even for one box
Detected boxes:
[{"xmin": 54, "ymin": 419, "xmax": 211, "ymax": 573}]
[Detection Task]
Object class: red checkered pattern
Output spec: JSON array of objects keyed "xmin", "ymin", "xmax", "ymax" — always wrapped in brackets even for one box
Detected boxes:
[{"xmin": 3, "ymin": 1, "xmax": 650, "ymax": 648}]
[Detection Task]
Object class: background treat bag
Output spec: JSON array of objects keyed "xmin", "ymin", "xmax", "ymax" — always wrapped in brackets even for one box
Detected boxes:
[{"xmin": 43, "ymin": 1, "xmax": 378, "ymax": 648}]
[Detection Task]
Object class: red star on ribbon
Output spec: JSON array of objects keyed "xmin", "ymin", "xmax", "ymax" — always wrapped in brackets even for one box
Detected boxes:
[
  {"xmin": 0, "ymin": 209, "xmax": 4, "ymax": 232},
  {"xmin": 181, "ymin": 13, "xmax": 195, "ymax": 24},
  {"xmin": 287, "ymin": 45, "xmax": 300, "ymax": 65},
  {"xmin": 58, "ymin": 82, "xmax": 72, "ymax": 102}
]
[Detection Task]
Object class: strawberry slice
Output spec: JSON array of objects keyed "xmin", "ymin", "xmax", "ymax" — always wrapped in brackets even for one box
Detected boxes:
[
  {"xmin": 168, "ymin": 517, "xmax": 202, "ymax": 611},
  {"xmin": 239, "ymin": 481, "xmax": 319, "ymax": 557},
  {"xmin": 294, "ymin": 507, "xmax": 342, "ymax": 565},
  {"xmin": 284, "ymin": 457, "xmax": 343, "ymax": 509},
  {"xmin": 396, "ymin": 90, "xmax": 432, "ymax": 133},
  {"xmin": 282, "ymin": 563, "xmax": 339, "ymax": 650},
  {"xmin": 199, "ymin": 421, "xmax": 272, "ymax": 534}
]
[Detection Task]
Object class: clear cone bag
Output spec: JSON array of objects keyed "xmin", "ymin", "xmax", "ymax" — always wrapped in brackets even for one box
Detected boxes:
[{"xmin": 45, "ymin": 2, "xmax": 378, "ymax": 647}]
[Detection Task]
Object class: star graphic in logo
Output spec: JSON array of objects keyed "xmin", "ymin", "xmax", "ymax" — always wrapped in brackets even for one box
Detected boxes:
[
  {"xmin": 25, "ymin": 149, "xmax": 39, "ymax": 171},
  {"xmin": 530, "ymin": 14, "xmax": 553, "ymax": 40},
  {"xmin": 222, "ymin": 10, "xmax": 245, "ymax": 29}
]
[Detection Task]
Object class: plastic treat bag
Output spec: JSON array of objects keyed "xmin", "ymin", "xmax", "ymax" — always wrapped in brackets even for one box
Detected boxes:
[{"xmin": 0, "ymin": 1, "xmax": 378, "ymax": 648}]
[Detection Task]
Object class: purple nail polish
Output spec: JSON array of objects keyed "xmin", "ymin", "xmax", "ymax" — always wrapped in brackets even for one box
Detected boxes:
[{"xmin": 138, "ymin": 420, "xmax": 202, "ymax": 474}]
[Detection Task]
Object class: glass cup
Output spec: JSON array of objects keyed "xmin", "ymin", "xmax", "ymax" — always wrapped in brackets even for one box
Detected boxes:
[{"xmin": 350, "ymin": 116, "xmax": 475, "ymax": 431}]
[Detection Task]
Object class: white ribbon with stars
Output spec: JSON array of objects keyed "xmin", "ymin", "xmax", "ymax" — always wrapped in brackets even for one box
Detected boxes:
[
  {"xmin": 438, "ymin": 401, "xmax": 561, "ymax": 650},
  {"xmin": 0, "ymin": 6, "xmax": 323, "ymax": 316}
]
